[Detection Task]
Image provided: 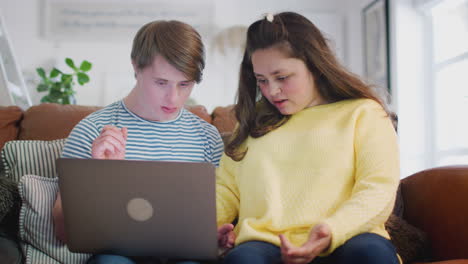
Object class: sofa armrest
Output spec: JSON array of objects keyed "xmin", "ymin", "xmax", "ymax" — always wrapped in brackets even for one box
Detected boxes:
[
  {"xmin": 401, "ymin": 165, "xmax": 468, "ymax": 261},
  {"xmin": 0, "ymin": 106, "xmax": 23, "ymax": 150}
]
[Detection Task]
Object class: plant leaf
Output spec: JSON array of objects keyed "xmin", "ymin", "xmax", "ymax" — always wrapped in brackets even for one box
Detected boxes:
[
  {"xmin": 79, "ymin": 61, "xmax": 92, "ymax": 72},
  {"xmin": 65, "ymin": 58, "xmax": 77, "ymax": 70},
  {"xmin": 50, "ymin": 88, "xmax": 62, "ymax": 97},
  {"xmin": 36, "ymin": 83, "xmax": 49, "ymax": 92},
  {"xmin": 36, "ymin": 68, "xmax": 47, "ymax": 80},
  {"xmin": 40, "ymin": 95, "xmax": 50, "ymax": 103},
  {"xmin": 77, "ymin": 72, "xmax": 90, "ymax": 85},
  {"xmin": 50, "ymin": 68, "xmax": 61, "ymax": 78},
  {"xmin": 61, "ymin": 74, "xmax": 73, "ymax": 84},
  {"xmin": 62, "ymin": 96, "xmax": 70, "ymax": 105}
]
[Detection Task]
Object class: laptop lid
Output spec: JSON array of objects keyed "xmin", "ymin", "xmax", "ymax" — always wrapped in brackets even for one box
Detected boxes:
[{"xmin": 56, "ymin": 158, "xmax": 218, "ymax": 260}]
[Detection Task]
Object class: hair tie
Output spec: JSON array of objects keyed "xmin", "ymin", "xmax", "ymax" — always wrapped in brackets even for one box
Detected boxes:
[{"xmin": 265, "ymin": 13, "xmax": 274, "ymax": 22}]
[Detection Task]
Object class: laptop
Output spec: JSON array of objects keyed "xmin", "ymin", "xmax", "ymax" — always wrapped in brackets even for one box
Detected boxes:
[{"xmin": 56, "ymin": 158, "xmax": 218, "ymax": 260}]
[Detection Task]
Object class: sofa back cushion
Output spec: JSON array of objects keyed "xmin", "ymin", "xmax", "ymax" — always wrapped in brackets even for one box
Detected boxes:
[
  {"xmin": 18, "ymin": 103, "xmax": 215, "ymax": 141},
  {"xmin": 211, "ymin": 105, "xmax": 236, "ymax": 134},
  {"xmin": 18, "ymin": 103, "xmax": 101, "ymax": 141},
  {"xmin": 401, "ymin": 165, "xmax": 468, "ymax": 261},
  {"xmin": 185, "ymin": 105, "xmax": 212, "ymax": 124},
  {"xmin": 0, "ymin": 106, "xmax": 23, "ymax": 150}
]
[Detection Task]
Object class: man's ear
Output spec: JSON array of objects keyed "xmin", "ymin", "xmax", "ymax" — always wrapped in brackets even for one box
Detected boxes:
[{"xmin": 131, "ymin": 60, "xmax": 139, "ymax": 78}]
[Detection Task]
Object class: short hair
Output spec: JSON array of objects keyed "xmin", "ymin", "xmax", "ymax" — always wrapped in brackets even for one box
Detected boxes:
[{"xmin": 131, "ymin": 20, "xmax": 205, "ymax": 83}]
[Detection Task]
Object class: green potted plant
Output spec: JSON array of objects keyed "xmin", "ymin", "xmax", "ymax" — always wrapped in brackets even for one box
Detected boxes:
[{"xmin": 36, "ymin": 58, "xmax": 92, "ymax": 104}]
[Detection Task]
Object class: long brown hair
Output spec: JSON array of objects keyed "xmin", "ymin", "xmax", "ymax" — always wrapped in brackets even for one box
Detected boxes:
[
  {"xmin": 131, "ymin": 20, "xmax": 205, "ymax": 83},
  {"xmin": 225, "ymin": 12, "xmax": 388, "ymax": 161}
]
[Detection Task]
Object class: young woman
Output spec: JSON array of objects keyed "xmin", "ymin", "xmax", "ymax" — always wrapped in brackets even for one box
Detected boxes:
[{"xmin": 216, "ymin": 12, "xmax": 400, "ymax": 264}]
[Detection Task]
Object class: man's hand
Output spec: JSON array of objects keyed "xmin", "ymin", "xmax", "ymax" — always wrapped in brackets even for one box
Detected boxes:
[
  {"xmin": 91, "ymin": 126, "xmax": 127, "ymax": 159},
  {"xmin": 279, "ymin": 223, "xmax": 332, "ymax": 264},
  {"xmin": 52, "ymin": 192, "xmax": 67, "ymax": 243},
  {"xmin": 218, "ymin": 223, "xmax": 236, "ymax": 249}
]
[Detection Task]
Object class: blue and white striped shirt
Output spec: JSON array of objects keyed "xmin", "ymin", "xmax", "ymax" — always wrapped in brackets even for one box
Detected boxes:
[{"xmin": 61, "ymin": 101, "xmax": 224, "ymax": 167}]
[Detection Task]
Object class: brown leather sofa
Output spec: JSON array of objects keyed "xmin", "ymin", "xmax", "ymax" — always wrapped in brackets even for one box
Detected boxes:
[
  {"xmin": 0, "ymin": 103, "xmax": 236, "ymax": 149},
  {"xmin": 1, "ymin": 103, "xmax": 468, "ymax": 264}
]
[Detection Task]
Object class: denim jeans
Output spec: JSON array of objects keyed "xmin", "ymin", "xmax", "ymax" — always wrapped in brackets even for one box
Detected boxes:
[
  {"xmin": 223, "ymin": 233, "xmax": 399, "ymax": 264},
  {"xmin": 86, "ymin": 254, "xmax": 201, "ymax": 264}
]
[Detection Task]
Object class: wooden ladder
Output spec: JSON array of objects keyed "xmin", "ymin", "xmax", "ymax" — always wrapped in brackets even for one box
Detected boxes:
[{"xmin": 0, "ymin": 14, "xmax": 32, "ymax": 109}]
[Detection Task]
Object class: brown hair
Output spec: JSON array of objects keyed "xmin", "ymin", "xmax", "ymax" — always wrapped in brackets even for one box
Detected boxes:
[
  {"xmin": 131, "ymin": 20, "xmax": 205, "ymax": 83},
  {"xmin": 226, "ymin": 12, "xmax": 388, "ymax": 161}
]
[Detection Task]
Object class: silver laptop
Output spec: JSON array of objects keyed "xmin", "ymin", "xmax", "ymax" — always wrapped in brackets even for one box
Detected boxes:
[{"xmin": 56, "ymin": 158, "xmax": 218, "ymax": 260}]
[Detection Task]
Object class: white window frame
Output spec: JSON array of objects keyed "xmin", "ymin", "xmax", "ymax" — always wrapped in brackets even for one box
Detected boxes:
[{"xmin": 422, "ymin": 0, "xmax": 468, "ymax": 166}]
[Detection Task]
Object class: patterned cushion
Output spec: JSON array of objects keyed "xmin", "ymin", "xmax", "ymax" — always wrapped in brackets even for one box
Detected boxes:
[
  {"xmin": 1, "ymin": 139, "xmax": 66, "ymax": 183},
  {"xmin": 18, "ymin": 175, "xmax": 91, "ymax": 264}
]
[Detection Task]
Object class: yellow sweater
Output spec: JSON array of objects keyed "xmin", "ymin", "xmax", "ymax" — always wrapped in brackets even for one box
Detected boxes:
[{"xmin": 216, "ymin": 98, "xmax": 400, "ymax": 255}]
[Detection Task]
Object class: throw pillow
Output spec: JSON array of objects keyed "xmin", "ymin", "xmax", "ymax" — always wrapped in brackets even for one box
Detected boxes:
[
  {"xmin": 0, "ymin": 176, "xmax": 19, "ymax": 223},
  {"xmin": 1, "ymin": 139, "xmax": 66, "ymax": 183},
  {"xmin": 385, "ymin": 214, "xmax": 431, "ymax": 263},
  {"xmin": 0, "ymin": 176, "xmax": 21, "ymax": 240},
  {"xmin": 18, "ymin": 175, "xmax": 91, "ymax": 264}
]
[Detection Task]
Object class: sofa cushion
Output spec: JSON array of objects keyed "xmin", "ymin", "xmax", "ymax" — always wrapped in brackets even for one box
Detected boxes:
[
  {"xmin": 186, "ymin": 105, "xmax": 212, "ymax": 124},
  {"xmin": 18, "ymin": 103, "xmax": 101, "ymax": 141},
  {"xmin": 211, "ymin": 105, "xmax": 236, "ymax": 134},
  {"xmin": 1, "ymin": 139, "xmax": 66, "ymax": 183},
  {"xmin": 18, "ymin": 175, "xmax": 91, "ymax": 263},
  {"xmin": 0, "ymin": 106, "xmax": 23, "ymax": 150}
]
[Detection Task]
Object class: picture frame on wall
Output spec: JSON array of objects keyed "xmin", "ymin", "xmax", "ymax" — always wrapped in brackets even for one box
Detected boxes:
[
  {"xmin": 362, "ymin": 0, "xmax": 391, "ymax": 103},
  {"xmin": 41, "ymin": 0, "xmax": 214, "ymax": 41}
]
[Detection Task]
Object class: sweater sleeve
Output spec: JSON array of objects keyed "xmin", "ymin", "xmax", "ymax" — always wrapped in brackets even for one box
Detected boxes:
[
  {"xmin": 321, "ymin": 101, "xmax": 400, "ymax": 254},
  {"xmin": 216, "ymin": 153, "xmax": 240, "ymax": 226}
]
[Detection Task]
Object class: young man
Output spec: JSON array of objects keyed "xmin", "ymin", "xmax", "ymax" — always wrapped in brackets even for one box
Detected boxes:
[{"xmin": 53, "ymin": 20, "xmax": 224, "ymax": 264}]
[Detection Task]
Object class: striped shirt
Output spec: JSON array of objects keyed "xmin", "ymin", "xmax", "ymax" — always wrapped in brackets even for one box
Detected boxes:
[{"xmin": 61, "ymin": 100, "xmax": 224, "ymax": 167}]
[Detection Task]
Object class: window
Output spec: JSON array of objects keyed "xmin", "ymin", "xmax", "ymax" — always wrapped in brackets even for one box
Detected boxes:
[{"xmin": 429, "ymin": 0, "xmax": 468, "ymax": 166}]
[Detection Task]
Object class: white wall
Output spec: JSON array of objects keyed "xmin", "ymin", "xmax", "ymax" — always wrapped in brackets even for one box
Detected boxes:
[
  {"xmin": 1, "ymin": 0, "xmax": 434, "ymax": 177},
  {"xmin": 392, "ymin": 0, "xmax": 430, "ymax": 177},
  {"xmin": 0, "ymin": 0, "xmax": 345, "ymax": 112},
  {"xmin": 340, "ymin": 0, "xmax": 433, "ymax": 178},
  {"xmin": 339, "ymin": 0, "xmax": 373, "ymax": 78}
]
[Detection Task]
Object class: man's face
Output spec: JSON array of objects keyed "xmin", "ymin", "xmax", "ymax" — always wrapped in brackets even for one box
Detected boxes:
[{"xmin": 133, "ymin": 55, "xmax": 195, "ymax": 121}]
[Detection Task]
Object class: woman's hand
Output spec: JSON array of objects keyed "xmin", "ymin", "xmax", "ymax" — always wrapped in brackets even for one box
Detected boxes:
[
  {"xmin": 279, "ymin": 223, "xmax": 332, "ymax": 264},
  {"xmin": 217, "ymin": 223, "xmax": 236, "ymax": 249},
  {"xmin": 91, "ymin": 126, "xmax": 128, "ymax": 159}
]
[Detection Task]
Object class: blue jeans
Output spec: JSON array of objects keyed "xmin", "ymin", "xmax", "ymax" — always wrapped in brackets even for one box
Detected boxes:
[
  {"xmin": 86, "ymin": 255, "xmax": 200, "ymax": 264},
  {"xmin": 223, "ymin": 233, "xmax": 399, "ymax": 264}
]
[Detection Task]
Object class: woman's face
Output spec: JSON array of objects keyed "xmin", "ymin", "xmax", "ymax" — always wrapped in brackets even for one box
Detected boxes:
[{"xmin": 251, "ymin": 46, "xmax": 326, "ymax": 115}]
